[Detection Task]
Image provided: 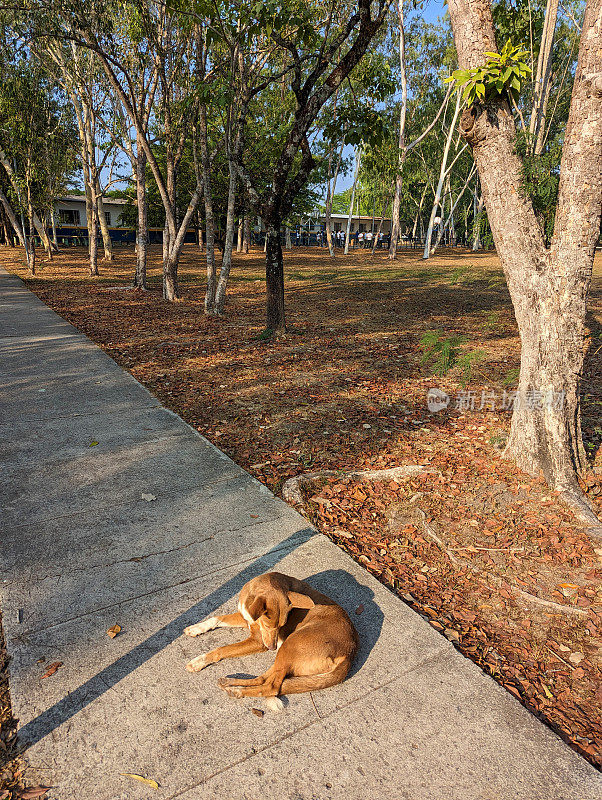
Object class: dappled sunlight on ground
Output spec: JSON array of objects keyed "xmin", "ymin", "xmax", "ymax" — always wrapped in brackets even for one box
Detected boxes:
[{"xmin": 2, "ymin": 242, "xmax": 602, "ymax": 767}]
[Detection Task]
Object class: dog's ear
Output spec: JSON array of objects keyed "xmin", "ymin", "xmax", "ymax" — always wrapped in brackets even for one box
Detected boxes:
[
  {"xmin": 287, "ymin": 591, "xmax": 315, "ymax": 609},
  {"xmin": 247, "ymin": 595, "xmax": 266, "ymax": 620}
]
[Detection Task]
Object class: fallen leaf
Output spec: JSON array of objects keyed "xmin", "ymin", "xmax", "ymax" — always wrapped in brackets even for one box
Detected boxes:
[
  {"xmin": 107, "ymin": 624, "xmax": 122, "ymax": 639},
  {"xmin": 542, "ymin": 684, "xmax": 553, "ymax": 699},
  {"xmin": 18, "ymin": 788, "xmax": 54, "ymax": 799},
  {"xmin": 40, "ymin": 661, "xmax": 62, "ymax": 679},
  {"xmin": 141, "ymin": 493, "xmax": 157, "ymax": 502},
  {"xmin": 120, "ymin": 774, "xmax": 159, "ymax": 789},
  {"xmin": 89, "ymin": 441, "xmax": 99, "ymax": 447},
  {"xmin": 251, "ymin": 707, "xmax": 264, "ymax": 717},
  {"xmin": 568, "ymin": 652, "xmax": 584, "ymax": 665},
  {"xmin": 355, "ymin": 604, "xmax": 364, "ymax": 615}
]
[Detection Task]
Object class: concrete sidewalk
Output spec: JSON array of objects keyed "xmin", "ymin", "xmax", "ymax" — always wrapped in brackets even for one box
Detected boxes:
[{"xmin": 0, "ymin": 265, "xmax": 600, "ymax": 800}]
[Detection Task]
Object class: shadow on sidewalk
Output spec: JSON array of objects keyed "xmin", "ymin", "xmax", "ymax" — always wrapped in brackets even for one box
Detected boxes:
[{"xmin": 18, "ymin": 532, "xmax": 384, "ymax": 748}]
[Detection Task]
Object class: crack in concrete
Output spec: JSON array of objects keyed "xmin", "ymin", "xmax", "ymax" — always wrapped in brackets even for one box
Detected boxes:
[{"xmin": 13, "ymin": 534, "xmax": 312, "ymax": 638}]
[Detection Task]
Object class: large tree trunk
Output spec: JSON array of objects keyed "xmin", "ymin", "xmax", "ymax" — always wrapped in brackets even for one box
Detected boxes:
[
  {"xmin": 265, "ymin": 221, "xmax": 285, "ymax": 330},
  {"xmin": 447, "ymin": 0, "xmax": 602, "ymax": 508},
  {"xmin": 134, "ymin": 141, "xmax": 148, "ymax": 289}
]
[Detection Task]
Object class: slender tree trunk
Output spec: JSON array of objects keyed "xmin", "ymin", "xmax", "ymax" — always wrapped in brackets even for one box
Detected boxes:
[
  {"xmin": 372, "ymin": 193, "xmax": 391, "ymax": 253},
  {"xmin": 529, "ymin": 0, "xmax": 560, "ymax": 155},
  {"xmin": 0, "ymin": 148, "xmax": 53, "ymax": 252},
  {"xmin": 447, "ymin": 0, "xmax": 602, "ymax": 508},
  {"xmin": 162, "ymin": 159, "xmax": 179, "ymax": 301},
  {"xmin": 423, "ymin": 92, "xmax": 462, "ymax": 259},
  {"xmin": 134, "ymin": 142, "xmax": 148, "ymax": 289},
  {"xmin": 214, "ymin": 160, "xmax": 237, "ymax": 314},
  {"xmin": 344, "ymin": 148, "xmax": 361, "ymax": 255},
  {"xmin": 96, "ymin": 190, "xmax": 113, "ymax": 262},
  {"xmin": 265, "ymin": 220, "xmax": 285, "ymax": 330},
  {"xmin": 89, "ymin": 197, "xmax": 99, "ymax": 276},
  {"xmin": 198, "ymin": 106, "xmax": 217, "ymax": 313},
  {"xmin": 0, "ymin": 185, "xmax": 25, "ymax": 246},
  {"xmin": 285, "ymin": 227, "xmax": 292, "ymax": 249},
  {"xmin": 389, "ymin": 0, "xmax": 408, "ymax": 260},
  {"xmin": 433, "ymin": 166, "xmax": 476, "ymax": 253},
  {"xmin": 325, "ymin": 140, "xmax": 345, "ymax": 257},
  {"xmin": 50, "ymin": 206, "xmax": 58, "ymax": 248},
  {"xmin": 243, "ymin": 214, "xmax": 250, "ymax": 253},
  {"xmin": 412, "ymin": 183, "xmax": 428, "ymax": 240},
  {"xmin": 472, "ymin": 192, "xmax": 485, "ymax": 251},
  {"xmin": 236, "ymin": 218, "xmax": 243, "ymax": 252}
]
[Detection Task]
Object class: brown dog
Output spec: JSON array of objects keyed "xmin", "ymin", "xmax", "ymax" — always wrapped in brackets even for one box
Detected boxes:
[{"xmin": 184, "ymin": 572, "xmax": 358, "ymax": 702}]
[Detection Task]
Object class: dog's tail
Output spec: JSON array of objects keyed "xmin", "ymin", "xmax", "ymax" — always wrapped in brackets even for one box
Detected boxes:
[{"xmin": 279, "ymin": 658, "xmax": 351, "ymax": 696}]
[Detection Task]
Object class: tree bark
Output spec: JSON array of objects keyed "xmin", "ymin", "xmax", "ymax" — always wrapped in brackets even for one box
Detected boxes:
[
  {"xmin": 0, "ymin": 184, "xmax": 25, "ymax": 246},
  {"xmin": 265, "ymin": 221, "xmax": 285, "ymax": 330},
  {"xmin": 447, "ymin": 0, "xmax": 602, "ymax": 503},
  {"xmin": 243, "ymin": 214, "xmax": 250, "ymax": 252},
  {"xmin": 134, "ymin": 140, "xmax": 148, "ymax": 289},
  {"xmin": 95, "ymin": 190, "xmax": 113, "ymax": 262},
  {"xmin": 214, "ymin": 160, "xmax": 237, "ymax": 314}
]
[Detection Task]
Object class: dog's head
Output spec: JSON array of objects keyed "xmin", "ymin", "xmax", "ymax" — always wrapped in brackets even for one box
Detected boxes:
[{"xmin": 239, "ymin": 575, "xmax": 314, "ymax": 650}]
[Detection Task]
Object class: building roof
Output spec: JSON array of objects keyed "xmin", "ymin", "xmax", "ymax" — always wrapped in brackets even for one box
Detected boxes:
[{"xmin": 57, "ymin": 195, "xmax": 129, "ymax": 205}]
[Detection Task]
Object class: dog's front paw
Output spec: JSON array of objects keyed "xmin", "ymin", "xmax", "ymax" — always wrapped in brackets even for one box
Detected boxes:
[
  {"xmin": 184, "ymin": 617, "xmax": 218, "ymax": 637},
  {"xmin": 186, "ymin": 654, "xmax": 209, "ymax": 672},
  {"xmin": 220, "ymin": 682, "xmax": 243, "ymax": 698}
]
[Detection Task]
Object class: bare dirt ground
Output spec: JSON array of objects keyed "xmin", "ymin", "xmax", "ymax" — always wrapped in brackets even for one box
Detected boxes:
[{"xmin": 2, "ymin": 242, "xmax": 602, "ymax": 788}]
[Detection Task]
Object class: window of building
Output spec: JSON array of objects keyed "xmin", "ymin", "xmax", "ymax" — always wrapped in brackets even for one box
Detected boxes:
[
  {"xmin": 359, "ymin": 223, "xmax": 366, "ymax": 232},
  {"xmin": 58, "ymin": 209, "xmax": 79, "ymax": 226},
  {"xmin": 334, "ymin": 222, "xmax": 341, "ymax": 232},
  {"xmin": 105, "ymin": 211, "xmax": 111, "ymax": 227}
]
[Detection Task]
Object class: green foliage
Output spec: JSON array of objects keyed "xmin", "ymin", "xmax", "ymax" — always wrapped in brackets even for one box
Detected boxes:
[
  {"xmin": 419, "ymin": 330, "xmax": 467, "ymax": 376},
  {"xmin": 456, "ymin": 349, "xmax": 485, "ymax": 385},
  {"xmin": 446, "ymin": 42, "xmax": 531, "ymax": 105},
  {"xmin": 419, "ymin": 330, "xmax": 485, "ymax": 385}
]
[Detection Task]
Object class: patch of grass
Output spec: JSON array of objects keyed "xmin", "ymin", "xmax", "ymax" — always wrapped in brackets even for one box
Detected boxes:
[{"xmin": 503, "ymin": 367, "xmax": 520, "ymax": 386}]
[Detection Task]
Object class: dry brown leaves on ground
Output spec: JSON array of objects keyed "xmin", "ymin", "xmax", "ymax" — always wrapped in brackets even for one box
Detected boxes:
[{"xmin": 2, "ymin": 243, "xmax": 601, "ymax": 771}]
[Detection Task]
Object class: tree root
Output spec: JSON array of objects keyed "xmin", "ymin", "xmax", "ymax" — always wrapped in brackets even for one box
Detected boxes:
[
  {"xmin": 281, "ymin": 464, "xmax": 589, "ymax": 620},
  {"xmin": 560, "ymin": 489, "xmax": 602, "ymax": 541},
  {"xmin": 281, "ymin": 465, "xmax": 429, "ymax": 507},
  {"xmin": 415, "ymin": 509, "xmax": 588, "ymax": 619}
]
